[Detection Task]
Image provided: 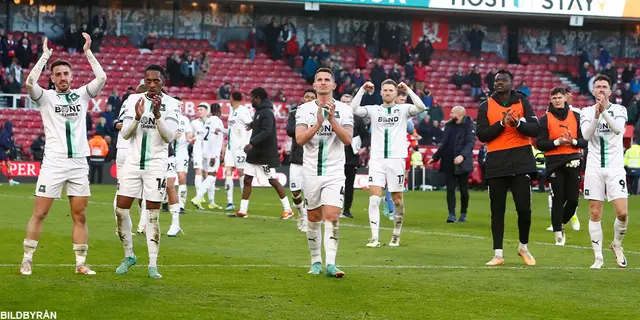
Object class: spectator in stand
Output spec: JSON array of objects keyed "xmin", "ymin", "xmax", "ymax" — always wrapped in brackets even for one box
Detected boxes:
[
  {"xmin": 166, "ymin": 52, "xmax": 182, "ymax": 86},
  {"xmin": 370, "ymin": 59, "xmax": 387, "ymax": 91},
  {"xmin": 415, "ymin": 35, "xmax": 433, "ymax": 65},
  {"xmin": 399, "ymin": 38, "xmax": 412, "ymax": 66},
  {"xmin": 108, "ymin": 89, "xmax": 122, "ymax": 114},
  {"xmin": 451, "ymin": 67, "xmax": 466, "ymax": 90},
  {"xmin": 0, "ymin": 29, "xmax": 8, "ymax": 67},
  {"xmin": 421, "ymin": 89, "xmax": 433, "ymax": 109},
  {"xmin": 427, "ymin": 102, "xmax": 443, "ymax": 124},
  {"xmin": 338, "ymin": 76, "xmax": 356, "ymax": 97},
  {"xmin": 281, "ymin": 24, "xmax": 293, "ymax": 42},
  {"xmin": 92, "ymin": 13, "xmax": 108, "ymax": 35},
  {"xmin": 2, "ymin": 33, "xmax": 15, "ymax": 67},
  {"xmin": 579, "ymin": 61, "xmax": 591, "ymax": 94},
  {"xmin": 88, "ymin": 134, "xmax": 109, "ymax": 184},
  {"xmin": 3, "ymin": 74, "xmax": 21, "ymax": 107},
  {"xmin": 518, "ymin": 81, "xmax": 531, "ymax": 97},
  {"xmin": 330, "ymin": 49, "xmax": 343, "ymax": 69},
  {"xmin": 598, "ymin": 45, "xmax": 611, "ymax": 68},
  {"xmin": 15, "ymin": 38, "xmax": 31, "ymax": 69},
  {"xmin": 95, "ymin": 117, "xmax": 112, "ymax": 137},
  {"xmin": 78, "ymin": 23, "xmax": 89, "ymax": 52},
  {"xmin": 273, "ymin": 89, "xmax": 287, "ymax": 102},
  {"xmin": 143, "ymin": 32, "xmax": 158, "ymax": 50},
  {"xmin": 196, "ymin": 52, "xmax": 210, "ymax": 83},
  {"xmin": 317, "ymin": 43, "xmax": 331, "ymax": 62},
  {"xmin": 85, "ymin": 113, "xmax": 93, "ymax": 134},
  {"xmin": 246, "ymin": 27, "xmax": 257, "ymax": 61},
  {"xmin": 404, "ymin": 60, "xmax": 415, "ymax": 86},
  {"xmin": 467, "ymin": 25, "xmax": 485, "ymax": 58},
  {"xmin": 622, "ymin": 63, "xmax": 636, "ymax": 84},
  {"xmin": 265, "ymin": 17, "xmax": 282, "ymax": 60},
  {"xmin": 181, "ymin": 54, "xmax": 198, "ymax": 88},
  {"xmin": 602, "ymin": 62, "xmax": 617, "ymax": 87},
  {"xmin": 218, "ymin": 82, "xmax": 231, "ymax": 100},
  {"xmin": 64, "ymin": 24, "xmax": 79, "ymax": 54},
  {"xmin": 630, "ymin": 92, "xmax": 640, "ymax": 125},
  {"xmin": 90, "ymin": 25, "xmax": 104, "ymax": 53},
  {"xmin": 469, "ymin": 65, "xmax": 482, "ymax": 98},
  {"xmin": 355, "ymin": 43, "xmax": 369, "ymax": 70},
  {"xmin": 0, "ymin": 120, "xmax": 18, "ymax": 185},
  {"xmin": 6, "ymin": 57, "xmax": 22, "ymax": 86},
  {"xmin": 285, "ymin": 34, "xmax": 299, "ymax": 68},
  {"xmin": 351, "ymin": 68, "xmax": 365, "ymax": 87},
  {"xmin": 101, "ymin": 104, "xmax": 116, "ymax": 130},
  {"xmin": 611, "ymin": 88, "xmax": 624, "ymax": 106},
  {"xmin": 30, "ymin": 133, "xmax": 45, "ymax": 162},
  {"xmin": 417, "ymin": 114, "xmax": 432, "ymax": 145},
  {"xmin": 388, "ymin": 63, "xmax": 402, "ymax": 83},
  {"xmin": 303, "ymin": 55, "xmax": 319, "ymax": 84},
  {"xmin": 300, "ymin": 40, "xmax": 315, "ymax": 65},
  {"xmin": 361, "ymin": 86, "xmax": 382, "ymax": 105},
  {"xmin": 622, "ymin": 82, "xmax": 635, "ymax": 107},
  {"xmin": 578, "ymin": 48, "xmax": 590, "ymax": 70},
  {"xmin": 414, "ymin": 60, "xmax": 427, "ymax": 91},
  {"xmin": 631, "ymin": 74, "xmax": 640, "ymax": 94},
  {"xmin": 122, "ymin": 86, "xmax": 134, "ymax": 102},
  {"xmin": 319, "ymin": 57, "xmax": 330, "ymax": 69},
  {"xmin": 329, "ymin": 61, "xmax": 341, "ymax": 78},
  {"xmin": 485, "ymin": 67, "xmax": 496, "ymax": 93}
]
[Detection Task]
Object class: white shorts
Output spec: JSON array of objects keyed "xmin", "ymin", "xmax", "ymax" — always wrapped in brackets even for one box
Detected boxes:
[
  {"xmin": 192, "ymin": 142, "xmax": 203, "ymax": 169},
  {"xmin": 116, "ymin": 148, "xmax": 127, "ymax": 173},
  {"xmin": 289, "ymin": 163, "xmax": 303, "ymax": 192},
  {"xmin": 35, "ymin": 157, "xmax": 91, "ymax": 199},
  {"xmin": 202, "ymin": 156, "xmax": 220, "ymax": 173},
  {"xmin": 175, "ymin": 156, "xmax": 189, "ymax": 174},
  {"xmin": 117, "ymin": 167, "xmax": 167, "ymax": 202},
  {"xmin": 302, "ymin": 175, "xmax": 345, "ymax": 210},
  {"xmin": 166, "ymin": 156, "xmax": 177, "ymax": 179},
  {"xmin": 584, "ymin": 167, "xmax": 628, "ymax": 202},
  {"xmin": 224, "ymin": 148, "xmax": 247, "ymax": 168},
  {"xmin": 244, "ymin": 163, "xmax": 278, "ymax": 180},
  {"xmin": 368, "ymin": 158, "xmax": 406, "ymax": 192}
]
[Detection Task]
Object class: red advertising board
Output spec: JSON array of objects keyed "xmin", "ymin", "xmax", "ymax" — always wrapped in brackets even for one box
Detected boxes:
[
  {"xmin": 411, "ymin": 19, "xmax": 449, "ymax": 50},
  {"xmin": 1, "ymin": 161, "xmax": 40, "ymax": 177}
]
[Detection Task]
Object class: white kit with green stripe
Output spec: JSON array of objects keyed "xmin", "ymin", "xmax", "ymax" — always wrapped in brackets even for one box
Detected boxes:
[
  {"xmin": 358, "ymin": 104, "xmax": 416, "ymax": 160},
  {"xmin": 121, "ymin": 93, "xmax": 181, "ymax": 171},
  {"xmin": 36, "ymin": 86, "xmax": 93, "ymax": 159},
  {"xmin": 581, "ymin": 103, "xmax": 627, "ymax": 169},
  {"xmin": 226, "ymin": 105, "xmax": 253, "ymax": 151},
  {"xmin": 295, "ymin": 100, "xmax": 354, "ymax": 176}
]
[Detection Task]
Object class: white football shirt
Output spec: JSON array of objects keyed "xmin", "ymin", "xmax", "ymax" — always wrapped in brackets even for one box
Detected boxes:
[
  {"xmin": 581, "ymin": 103, "xmax": 627, "ymax": 169},
  {"xmin": 36, "ymin": 86, "xmax": 93, "ymax": 159},
  {"xmin": 356, "ymin": 104, "xmax": 418, "ymax": 159},
  {"xmin": 116, "ymin": 99, "xmax": 130, "ymax": 150},
  {"xmin": 121, "ymin": 93, "xmax": 180, "ymax": 171},
  {"xmin": 202, "ymin": 115, "xmax": 225, "ymax": 159},
  {"xmin": 226, "ymin": 105, "xmax": 253, "ymax": 151},
  {"xmin": 295, "ymin": 100, "xmax": 354, "ymax": 176},
  {"xmin": 173, "ymin": 114, "xmax": 192, "ymax": 160}
]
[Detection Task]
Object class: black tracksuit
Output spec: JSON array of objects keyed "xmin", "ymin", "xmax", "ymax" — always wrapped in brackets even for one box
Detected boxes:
[
  {"xmin": 477, "ymin": 90, "xmax": 539, "ymax": 250},
  {"xmin": 343, "ymin": 115, "xmax": 370, "ymax": 213},
  {"xmin": 286, "ymin": 108, "xmax": 303, "ymax": 166},
  {"xmin": 536, "ymin": 104, "xmax": 587, "ymax": 232},
  {"xmin": 246, "ymin": 100, "xmax": 280, "ymax": 170}
]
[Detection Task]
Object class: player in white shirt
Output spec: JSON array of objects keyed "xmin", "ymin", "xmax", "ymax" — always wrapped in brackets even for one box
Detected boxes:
[
  {"xmin": 295, "ymin": 68, "xmax": 353, "ymax": 277},
  {"xmin": 223, "ymin": 92, "xmax": 253, "ymax": 211},
  {"xmin": 173, "ymin": 98, "xmax": 193, "ymax": 213},
  {"xmin": 114, "ymin": 65, "xmax": 180, "ymax": 279},
  {"xmin": 191, "ymin": 105, "xmax": 210, "ymax": 194},
  {"xmin": 580, "ymin": 75, "xmax": 629, "ymax": 269},
  {"xmin": 546, "ymin": 87, "xmax": 581, "ymax": 232},
  {"xmin": 351, "ymin": 80, "xmax": 426, "ymax": 248},
  {"xmin": 21, "ymin": 34, "xmax": 106, "ymax": 276},
  {"xmin": 191, "ymin": 103, "xmax": 226, "ymax": 209}
]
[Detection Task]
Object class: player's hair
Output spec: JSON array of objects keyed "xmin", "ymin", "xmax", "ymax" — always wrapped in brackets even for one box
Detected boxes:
[
  {"xmin": 50, "ymin": 59, "xmax": 72, "ymax": 72},
  {"xmin": 135, "ymin": 84, "xmax": 147, "ymax": 93},
  {"xmin": 197, "ymin": 104, "xmax": 208, "ymax": 110},
  {"xmin": 341, "ymin": 93, "xmax": 353, "ymax": 100},
  {"xmin": 496, "ymin": 69, "xmax": 514, "ymax": 81},
  {"xmin": 381, "ymin": 79, "xmax": 398, "ymax": 88},
  {"xmin": 397, "ymin": 91, "xmax": 407, "ymax": 97},
  {"xmin": 250, "ymin": 87, "xmax": 269, "ymax": 101},
  {"xmin": 314, "ymin": 68, "xmax": 334, "ymax": 81},
  {"xmin": 211, "ymin": 103, "xmax": 221, "ymax": 115},
  {"xmin": 174, "ymin": 96, "xmax": 182, "ymax": 101},
  {"xmin": 550, "ymin": 86, "xmax": 567, "ymax": 96},
  {"xmin": 303, "ymin": 89, "xmax": 317, "ymax": 97},
  {"xmin": 593, "ymin": 74, "xmax": 612, "ymax": 87},
  {"xmin": 144, "ymin": 64, "xmax": 166, "ymax": 78},
  {"xmin": 231, "ymin": 91, "xmax": 243, "ymax": 101}
]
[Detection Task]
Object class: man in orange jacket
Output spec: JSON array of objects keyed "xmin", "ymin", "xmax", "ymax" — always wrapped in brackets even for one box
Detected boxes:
[{"xmin": 88, "ymin": 134, "xmax": 109, "ymax": 184}]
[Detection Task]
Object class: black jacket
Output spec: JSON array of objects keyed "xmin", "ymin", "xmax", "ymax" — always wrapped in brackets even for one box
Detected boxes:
[
  {"xmin": 247, "ymin": 99, "xmax": 280, "ymax": 167},
  {"xmin": 286, "ymin": 108, "xmax": 303, "ymax": 165},
  {"xmin": 432, "ymin": 116, "xmax": 476, "ymax": 174},
  {"xmin": 535, "ymin": 103, "xmax": 587, "ymax": 174},
  {"xmin": 345, "ymin": 115, "xmax": 371, "ymax": 166},
  {"xmin": 476, "ymin": 90, "xmax": 539, "ymax": 179}
]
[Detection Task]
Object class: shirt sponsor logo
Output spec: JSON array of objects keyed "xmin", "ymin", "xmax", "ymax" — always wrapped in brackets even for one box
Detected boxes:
[
  {"xmin": 55, "ymin": 104, "xmax": 81, "ymax": 117},
  {"xmin": 140, "ymin": 116, "xmax": 157, "ymax": 129}
]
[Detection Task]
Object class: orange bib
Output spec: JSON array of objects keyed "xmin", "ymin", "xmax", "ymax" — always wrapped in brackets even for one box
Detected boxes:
[
  {"xmin": 486, "ymin": 98, "xmax": 531, "ymax": 152},
  {"xmin": 545, "ymin": 110, "xmax": 580, "ymax": 156}
]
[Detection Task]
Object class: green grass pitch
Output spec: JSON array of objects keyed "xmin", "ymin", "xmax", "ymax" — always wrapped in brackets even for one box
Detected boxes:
[{"xmin": 0, "ymin": 183, "xmax": 639, "ymax": 319}]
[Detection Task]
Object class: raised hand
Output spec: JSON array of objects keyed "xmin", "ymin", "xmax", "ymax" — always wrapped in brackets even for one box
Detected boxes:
[
  {"xmin": 42, "ymin": 37, "xmax": 53, "ymax": 56},
  {"xmin": 316, "ymin": 105, "xmax": 324, "ymax": 125},
  {"xmin": 502, "ymin": 109, "xmax": 513, "ymax": 126},
  {"xmin": 82, "ymin": 32, "xmax": 92, "ymax": 52},
  {"xmin": 397, "ymin": 82, "xmax": 409, "ymax": 92},
  {"xmin": 363, "ymin": 81, "xmax": 375, "ymax": 92},
  {"xmin": 151, "ymin": 95, "xmax": 162, "ymax": 119},
  {"xmin": 326, "ymin": 100, "xmax": 336, "ymax": 122},
  {"xmin": 134, "ymin": 98, "xmax": 145, "ymax": 121}
]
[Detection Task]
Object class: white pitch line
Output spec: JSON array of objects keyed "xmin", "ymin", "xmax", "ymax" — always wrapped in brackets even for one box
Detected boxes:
[
  {"xmin": 1, "ymin": 193, "xmax": 639, "ymax": 255},
  {"xmin": 0, "ymin": 263, "xmax": 637, "ymax": 271}
]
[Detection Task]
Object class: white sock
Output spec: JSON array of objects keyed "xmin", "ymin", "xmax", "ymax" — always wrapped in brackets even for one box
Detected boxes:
[
  {"xmin": 368, "ymin": 195, "xmax": 381, "ymax": 240},
  {"xmin": 138, "ymin": 205, "xmax": 147, "ymax": 231},
  {"xmin": 306, "ymin": 221, "xmax": 322, "ymax": 264},
  {"xmin": 178, "ymin": 184, "xmax": 187, "ymax": 208},
  {"xmin": 548, "ymin": 194, "xmax": 553, "ymax": 216},
  {"xmin": 555, "ymin": 231, "xmax": 563, "ymax": 240},
  {"xmin": 239, "ymin": 175, "xmax": 245, "ymax": 192},
  {"xmin": 115, "ymin": 207, "xmax": 134, "ymax": 257},
  {"xmin": 589, "ymin": 220, "xmax": 603, "ymax": 259},
  {"xmin": 113, "ymin": 193, "xmax": 118, "ymax": 224},
  {"xmin": 324, "ymin": 221, "xmax": 339, "ymax": 265},
  {"xmin": 494, "ymin": 249, "xmax": 503, "ymax": 258},
  {"xmin": 197, "ymin": 176, "xmax": 216, "ymax": 200},
  {"xmin": 280, "ymin": 196, "xmax": 291, "ymax": 212},
  {"xmin": 170, "ymin": 203, "xmax": 180, "ymax": 226},
  {"xmin": 73, "ymin": 244, "xmax": 88, "ymax": 266},
  {"xmin": 195, "ymin": 174, "xmax": 203, "ymax": 191},
  {"xmin": 207, "ymin": 177, "xmax": 217, "ymax": 204},
  {"xmin": 393, "ymin": 200, "xmax": 405, "ymax": 236},
  {"xmin": 146, "ymin": 209, "xmax": 160, "ymax": 267},
  {"xmin": 613, "ymin": 218, "xmax": 628, "ymax": 247},
  {"xmin": 23, "ymin": 239, "xmax": 38, "ymax": 262},
  {"xmin": 226, "ymin": 176, "xmax": 234, "ymax": 204},
  {"xmin": 239, "ymin": 199, "xmax": 249, "ymax": 213},
  {"xmin": 294, "ymin": 200, "xmax": 306, "ymax": 219},
  {"xmin": 518, "ymin": 242, "xmax": 528, "ymax": 252}
]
